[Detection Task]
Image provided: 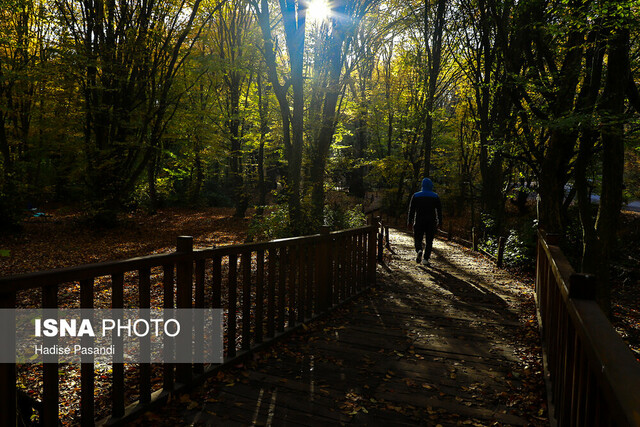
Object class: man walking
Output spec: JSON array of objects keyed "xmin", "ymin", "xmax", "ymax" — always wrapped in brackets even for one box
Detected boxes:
[{"xmin": 408, "ymin": 178, "xmax": 442, "ymax": 266}]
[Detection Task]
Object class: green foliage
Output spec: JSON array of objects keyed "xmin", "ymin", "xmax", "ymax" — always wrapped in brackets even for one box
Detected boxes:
[
  {"xmin": 324, "ymin": 204, "xmax": 366, "ymax": 230},
  {"xmin": 0, "ymin": 0, "xmax": 638, "ymax": 248},
  {"xmin": 480, "ymin": 212, "xmax": 496, "ymax": 233},
  {"xmin": 479, "ymin": 223, "xmax": 537, "ymax": 271},
  {"xmin": 502, "ymin": 226, "xmax": 537, "ymax": 270},
  {"xmin": 248, "ymin": 202, "xmax": 366, "ymax": 242},
  {"xmin": 248, "ymin": 204, "xmax": 292, "ymax": 241}
]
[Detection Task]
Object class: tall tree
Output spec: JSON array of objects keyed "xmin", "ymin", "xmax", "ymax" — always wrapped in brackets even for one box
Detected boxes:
[
  {"xmin": 252, "ymin": 0, "xmax": 306, "ymax": 233},
  {"xmin": 421, "ymin": 0, "xmax": 447, "ymax": 177},
  {"xmin": 211, "ymin": 0, "xmax": 256, "ymax": 217},
  {"xmin": 450, "ymin": 0, "xmax": 506, "ymax": 230},
  {"xmin": 0, "ymin": 0, "xmax": 52, "ymax": 228},
  {"xmin": 55, "ymin": 0, "xmax": 205, "ymax": 223},
  {"xmin": 307, "ymin": 0, "xmax": 379, "ymax": 224}
]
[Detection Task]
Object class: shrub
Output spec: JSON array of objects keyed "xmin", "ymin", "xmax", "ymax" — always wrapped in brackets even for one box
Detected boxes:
[
  {"xmin": 502, "ymin": 226, "xmax": 537, "ymax": 269},
  {"xmin": 324, "ymin": 204, "xmax": 366, "ymax": 230},
  {"xmin": 479, "ymin": 222, "xmax": 537, "ymax": 271},
  {"xmin": 248, "ymin": 204, "xmax": 291, "ymax": 241}
]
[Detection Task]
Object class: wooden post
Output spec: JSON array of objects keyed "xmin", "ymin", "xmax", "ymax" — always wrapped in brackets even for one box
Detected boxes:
[
  {"xmin": 496, "ymin": 236, "xmax": 506, "ymax": 268},
  {"xmin": 228, "ymin": 253, "xmax": 238, "ymax": 355},
  {"xmin": 368, "ymin": 225, "xmax": 377, "ymax": 285},
  {"xmin": 42, "ymin": 285, "xmax": 59, "ymax": 427},
  {"xmin": 256, "ymin": 249, "xmax": 265, "ymax": 343},
  {"xmin": 323, "ymin": 226, "xmax": 333, "ymax": 309},
  {"xmin": 139, "ymin": 269, "xmax": 152, "ymax": 405},
  {"xmin": 194, "ymin": 259, "xmax": 205, "ymax": 374},
  {"xmin": 358, "ymin": 234, "xmax": 364, "ymax": 291},
  {"xmin": 80, "ymin": 278, "xmax": 95, "ymax": 426},
  {"xmin": 336, "ymin": 236, "xmax": 344, "ymax": 301},
  {"xmin": 212, "ymin": 254, "xmax": 222, "ymax": 309},
  {"xmin": 306, "ymin": 245, "xmax": 314, "ymax": 316},
  {"xmin": 472, "ymin": 227, "xmax": 478, "ymax": 251},
  {"xmin": 297, "ymin": 245, "xmax": 305, "ymax": 322},
  {"xmin": 242, "ymin": 252, "xmax": 252, "ymax": 351},
  {"xmin": 288, "ymin": 247, "xmax": 297, "ymax": 326},
  {"xmin": 112, "ymin": 273, "xmax": 125, "ymax": 417},
  {"xmin": 162, "ymin": 264, "xmax": 175, "ymax": 393},
  {"xmin": 277, "ymin": 248, "xmax": 286, "ymax": 332},
  {"xmin": 317, "ymin": 226, "xmax": 331, "ymax": 312},
  {"xmin": 377, "ymin": 224, "xmax": 384, "ymax": 263},
  {"xmin": 176, "ymin": 236, "xmax": 193, "ymax": 384},
  {"xmin": 267, "ymin": 249, "xmax": 276, "ymax": 337},
  {"xmin": 346, "ymin": 235, "xmax": 353, "ymax": 298},
  {"xmin": 385, "ymin": 225, "xmax": 390, "ymax": 249}
]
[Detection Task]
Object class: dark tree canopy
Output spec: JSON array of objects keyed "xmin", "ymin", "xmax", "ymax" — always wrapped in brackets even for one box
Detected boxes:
[{"xmin": 1, "ymin": 0, "xmax": 639, "ymax": 310}]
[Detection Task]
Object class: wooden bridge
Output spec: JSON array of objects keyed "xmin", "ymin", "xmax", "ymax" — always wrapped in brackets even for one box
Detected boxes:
[{"xmin": 0, "ymin": 222, "xmax": 639, "ymax": 426}]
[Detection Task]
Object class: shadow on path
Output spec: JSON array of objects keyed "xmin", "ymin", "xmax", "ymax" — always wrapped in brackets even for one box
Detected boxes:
[{"xmin": 134, "ymin": 229, "xmax": 547, "ymax": 426}]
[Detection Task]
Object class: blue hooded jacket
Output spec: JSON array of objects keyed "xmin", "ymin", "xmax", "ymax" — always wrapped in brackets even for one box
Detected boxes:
[{"xmin": 408, "ymin": 178, "xmax": 442, "ymax": 228}]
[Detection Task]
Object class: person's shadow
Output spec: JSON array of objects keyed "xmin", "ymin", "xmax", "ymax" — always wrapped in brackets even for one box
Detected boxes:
[{"xmin": 417, "ymin": 248, "xmax": 516, "ymax": 323}]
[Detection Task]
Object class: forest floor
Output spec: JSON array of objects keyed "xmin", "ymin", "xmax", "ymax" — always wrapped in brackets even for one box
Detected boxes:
[
  {"xmin": 610, "ymin": 211, "xmax": 640, "ymax": 361},
  {"xmin": 129, "ymin": 229, "xmax": 549, "ymax": 426},
  {"xmin": 0, "ymin": 207, "xmax": 249, "ymax": 276}
]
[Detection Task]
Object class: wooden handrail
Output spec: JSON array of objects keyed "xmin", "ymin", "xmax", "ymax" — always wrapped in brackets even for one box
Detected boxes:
[
  {"xmin": 0, "ymin": 253, "xmax": 183, "ymax": 293},
  {"xmin": 0, "ymin": 226, "xmax": 374, "ymax": 293},
  {"xmin": 0, "ymin": 224, "xmax": 380, "ymax": 426},
  {"xmin": 536, "ymin": 229, "xmax": 640, "ymax": 426}
]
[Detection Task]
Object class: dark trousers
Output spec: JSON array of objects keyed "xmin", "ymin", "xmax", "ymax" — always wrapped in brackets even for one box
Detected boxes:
[{"xmin": 414, "ymin": 223, "xmax": 436, "ymax": 260}]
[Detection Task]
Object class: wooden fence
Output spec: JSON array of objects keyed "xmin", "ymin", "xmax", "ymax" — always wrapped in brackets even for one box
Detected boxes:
[
  {"xmin": 377, "ymin": 214, "xmax": 507, "ymax": 267},
  {"xmin": 536, "ymin": 230, "xmax": 640, "ymax": 426},
  {"xmin": 0, "ymin": 224, "xmax": 379, "ymax": 426}
]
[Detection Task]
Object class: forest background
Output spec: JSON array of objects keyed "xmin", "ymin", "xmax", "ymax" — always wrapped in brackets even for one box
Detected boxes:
[{"xmin": 1, "ymin": 0, "xmax": 640, "ymax": 315}]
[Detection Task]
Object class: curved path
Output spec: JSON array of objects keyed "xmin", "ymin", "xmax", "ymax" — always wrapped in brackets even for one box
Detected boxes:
[{"xmin": 135, "ymin": 230, "xmax": 548, "ymax": 426}]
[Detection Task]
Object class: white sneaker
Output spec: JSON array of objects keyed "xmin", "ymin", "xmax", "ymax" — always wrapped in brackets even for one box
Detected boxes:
[
  {"xmin": 422, "ymin": 258, "xmax": 430, "ymax": 266},
  {"xmin": 416, "ymin": 250, "xmax": 423, "ymax": 263}
]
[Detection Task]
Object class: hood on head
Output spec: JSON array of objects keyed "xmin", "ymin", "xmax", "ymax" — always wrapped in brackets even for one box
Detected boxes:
[{"xmin": 421, "ymin": 178, "xmax": 433, "ymax": 192}]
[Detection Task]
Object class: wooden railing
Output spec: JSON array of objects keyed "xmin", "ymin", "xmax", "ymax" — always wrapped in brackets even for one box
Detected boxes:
[
  {"xmin": 378, "ymin": 213, "xmax": 507, "ymax": 268},
  {"xmin": 536, "ymin": 230, "xmax": 640, "ymax": 426},
  {"xmin": 0, "ymin": 224, "xmax": 379, "ymax": 426}
]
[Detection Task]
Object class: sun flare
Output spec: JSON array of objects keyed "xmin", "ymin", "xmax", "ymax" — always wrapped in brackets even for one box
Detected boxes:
[{"xmin": 307, "ymin": 0, "xmax": 331, "ymax": 23}]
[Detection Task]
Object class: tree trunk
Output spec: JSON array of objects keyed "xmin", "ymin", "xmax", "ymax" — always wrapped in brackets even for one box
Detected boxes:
[
  {"xmin": 593, "ymin": 26, "xmax": 629, "ymax": 314},
  {"xmin": 536, "ymin": 10, "xmax": 587, "ymax": 233},
  {"xmin": 191, "ymin": 147, "xmax": 204, "ymax": 205},
  {"xmin": 254, "ymin": 0, "xmax": 305, "ymax": 234},
  {"xmin": 147, "ymin": 150, "xmax": 158, "ymax": 213},
  {"xmin": 256, "ymin": 72, "xmax": 268, "ymax": 216},
  {"xmin": 307, "ymin": 1, "xmax": 354, "ymax": 230},
  {"xmin": 229, "ymin": 78, "xmax": 247, "ymax": 218},
  {"xmin": 310, "ymin": 86, "xmax": 342, "ymax": 226},
  {"xmin": 421, "ymin": 0, "xmax": 446, "ymax": 178}
]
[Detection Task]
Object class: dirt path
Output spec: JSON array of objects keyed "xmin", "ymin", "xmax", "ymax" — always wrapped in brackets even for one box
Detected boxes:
[{"xmin": 133, "ymin": 229, "xmax": 548, "ymax": 426}]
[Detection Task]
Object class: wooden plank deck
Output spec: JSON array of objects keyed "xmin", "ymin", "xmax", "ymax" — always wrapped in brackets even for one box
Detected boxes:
[{"xmin": 134, "ymin": 230, "xmax": 547, "ymax": 426}]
